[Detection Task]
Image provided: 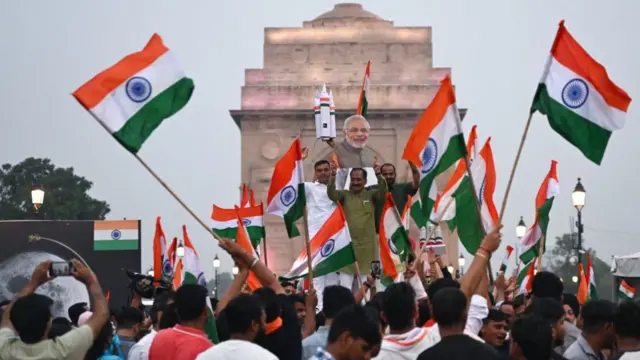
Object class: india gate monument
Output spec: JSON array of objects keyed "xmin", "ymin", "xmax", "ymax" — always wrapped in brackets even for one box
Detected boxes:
[{"xmin": 229, "ymin": 3, "xmax": 466, "ymax": 274}]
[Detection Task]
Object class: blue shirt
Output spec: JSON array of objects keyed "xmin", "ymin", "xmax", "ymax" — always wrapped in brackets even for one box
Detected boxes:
[{"xmin": 302, "ymin": 326, "xmax": 330, "ymax": 360}]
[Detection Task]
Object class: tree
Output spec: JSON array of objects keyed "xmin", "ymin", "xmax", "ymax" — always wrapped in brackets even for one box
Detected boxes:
[
  {"xmin": 542, "ymin": 233, "xmax": 614, "ymax": 301},
  {"xmin": 0, "ymin": 157, "xmax": 110, "ymax": 220},
  {"xmin": 206, "ymin": 272, "xmax": 233, "ymax": 298}
]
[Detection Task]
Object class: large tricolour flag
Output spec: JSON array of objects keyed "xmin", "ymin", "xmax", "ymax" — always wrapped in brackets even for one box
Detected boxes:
[
  {"xmin": 531, "ymin": 21, "xmax": 631, "ymax": 165},
  {"xmin": 447, "ymin": 138, "xmax": 499, "ymax": 253},
  {"xmin": 180, "ymin": 225, "xmax": 219, "ymax": 343},
  {"xmin": 519, "ymin": 161, "xmax": 560, "ymax": 264},
  {"xmin": 152, "ymin": 217, "xmax": 173, "ymax": 282},
  {"xmin": 516, "ymin": 258, "xmax": 536, "ymax": 295},
  {"xmin": 234, "ymin": 207, "xmax": 263, "ymax": 291},
  {"xmin": 432, "ymin": 125, "xmax": 479, "ymax": 221},
  {"xmin": 73, "ymin": 34, "xmax": 194, "ymax": 154},
  {"xmin": 356, "ymin": 60, "xmax": 371, "ymax": 118},
  {"xmin": 267, "ymin": 138, "xmax": 306, "ymax": 238},
  {"xmin": 402, "ymin": 76, "xmax": 466, "ymax": 220},
  {"xmin": 281, "ymin": 205, "xmax": 356, "ymax": 280},
  {"xmin": 379, "ymin": 193, "xmax": 412, "ymax": 285},
  {"xmin": 211, "ymin": 204, "xmax": 265, "ymax": 247}
]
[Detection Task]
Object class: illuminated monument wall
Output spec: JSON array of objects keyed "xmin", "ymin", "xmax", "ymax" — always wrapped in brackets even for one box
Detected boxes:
[{"xmin": 230, "ymin": 3, "xmax": 466, "ymax": 274}]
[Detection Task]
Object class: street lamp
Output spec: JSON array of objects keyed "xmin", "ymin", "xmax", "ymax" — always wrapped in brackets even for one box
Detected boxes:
[
  {"xmin": 572, "ymin": 275, "xmax": 578, "ymax": 283},
  {"xmin": 447, "ymin": 265, "xmax": 454, "ymax": 275},
  {"xmin": 176, "ymin": 240, "xmax": 185, "ymax": 259},
  {"xmin": 572, "ymin": 178, "xmax": 586, "ymax": 265},
  {"xmin": 458, "ymin": 254, "xmax": 465, "ymax": 276},
  {"xmin": 31, "ymin": 185, "xmax": 45, "ymax": 212},
  {"xmin": 147, "ymin": 268, "xmax": 154, "ymax": 277},
  {"xmin": 213, "ymin": 254, "xmax": 220, "ymax": 297},
  {"xmin": 516, "ymin": 217, "xmax": 526, "ymax": 238},
  {"xmin": 232, "ymin": 266, "xmax": 239, "ymax": 275}
]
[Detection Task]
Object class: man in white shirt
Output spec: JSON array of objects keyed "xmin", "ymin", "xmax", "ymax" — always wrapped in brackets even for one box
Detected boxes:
[
  {"xmin": 127, "ymin": 292, "xmax": 175, "ymax": 360},
  {"xmin": 303, "ymin": 158, "xmax": 340, "ymax": 312},
  {"xmin": 196, "ymin": 294, "xmax": 277, "ymax": 360}
]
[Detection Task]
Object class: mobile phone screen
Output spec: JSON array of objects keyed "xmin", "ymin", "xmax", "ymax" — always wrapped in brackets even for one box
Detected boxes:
[
  {"xmin": 49, "ymin": 262, "xmax": 72, "ymax": 277},
  {"xmin": 370, "ymin": 260, "xmax": 381, "ymax": 277}
]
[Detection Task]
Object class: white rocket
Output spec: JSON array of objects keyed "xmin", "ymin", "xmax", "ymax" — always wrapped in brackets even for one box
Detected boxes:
[{"xmin": 314, "ymin": 84, "xmax": 336, "ymax": 140}]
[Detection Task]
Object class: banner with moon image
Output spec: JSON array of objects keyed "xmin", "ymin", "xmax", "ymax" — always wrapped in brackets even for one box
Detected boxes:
[{"xmin": 0, "ymin": 219, "xmax": 141, "ymax": 318}]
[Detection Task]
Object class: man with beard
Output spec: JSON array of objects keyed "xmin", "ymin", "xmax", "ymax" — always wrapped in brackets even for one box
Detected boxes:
[
  {"xmin": 325, "ymin": 115, "xmax": 377, "ymax": 168},
  {"xmin": 196, "ymin": 294, "xmax": 277, "ymax": 360},
  {"xmin": 370, "ymin": 162, "xmax": 420, "ymax": 231},
  {"xmin": 328, "ymin": 165, "xmax": 387, "ymax": 288}
]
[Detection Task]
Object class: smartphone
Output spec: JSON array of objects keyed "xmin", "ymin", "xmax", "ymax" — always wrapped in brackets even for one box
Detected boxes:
[
  {"xmin": 49, "ymin": 261, "xmax": 73, "ymax": 277},
  {"xmin": 423, "ymin": 244, "xmax": 446, "ymax": 256},
  {"xmin": 370, "ymin": 260, "xmax": 381, "ymax": 278}
]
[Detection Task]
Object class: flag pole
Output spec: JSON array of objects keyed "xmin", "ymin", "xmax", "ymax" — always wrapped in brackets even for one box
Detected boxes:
[
  {"xmin": 261, "ymin": 237, "xmax": 269, "ymax": 268},
  {"xmin": 498, "ymin": 113, "xmax": 535, "ymax": 222},
  {"xmin": 536, "ymin": 235, "xmax": 545, "ymax": 272},
  {"xmin": 80, "ymin": 107, "xmax": 222, "ymax": 242},
  {"xmin": 302, "ymin": 207, "xmax": 315, "ymax": 291}
]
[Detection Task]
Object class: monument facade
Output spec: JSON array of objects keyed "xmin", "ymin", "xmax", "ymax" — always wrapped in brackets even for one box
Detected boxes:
[{"xmin": 230, "ymin": 3, "xmax": 466, "ymax": 274}]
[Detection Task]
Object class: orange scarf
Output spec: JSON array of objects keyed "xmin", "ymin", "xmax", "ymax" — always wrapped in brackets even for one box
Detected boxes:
[{"xmin": 265, "ymin": 317, "xmax": 283, "ymax": 335}]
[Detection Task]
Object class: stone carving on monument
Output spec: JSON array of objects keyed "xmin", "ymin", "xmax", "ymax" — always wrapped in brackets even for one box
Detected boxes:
[{"xmin": 229, "ymin": 3, "xmax": 467, "ymax": 274}]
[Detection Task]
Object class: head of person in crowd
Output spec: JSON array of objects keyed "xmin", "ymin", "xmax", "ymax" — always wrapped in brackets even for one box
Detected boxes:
[
  {"xmin": 365, "ymin": 291, "xmax": 388, "ymax": 331},
  {"xmin": 314, "ymin": 160, "xmax": 332, "ymax": 185},
  {"xmin": 254, "ymin": 288, "xmax": 282, "ymax": 336},
  {"xmin": 480, "ymin": 309, "xmax": 509, "ymax": 347},
  {"xmin": 325, "ymin": 305, "xmax": 381, "ymax": 360},
  {"xmin": 509, "ymin": 315, "xmax": 553, "ymax": 360},
  {"xmin": 0, "ymin": 299, "xmax": 10, "ymax": 311},
  {"xmin": 525, "ymin": 296, "xmax": 566, "ymax": 347},
  {"xmin": 431, "ymin": 287, "xmax": 468, "ymax": 335},
  {"xmin": 48, "ymin": 317, "xmax": 72, "ymax": 339},
  {"xmin": 498, "ymin": 300, "xmax": 516, "ymax": 323},
  {"xmin": 116, "ymin": 306, "xmax": 145, "ymax": 339},
  {"xmin": 290, "ymin": 293, "xmax": 306, "ymax": 326},
  {"xmin": 581, "ymin": 299, "xmax": 617, "ymax": 351},
  {"xmin": 10, "ymin": 293, "xmax": 54, "ymax": 343},
  {"xmin": 349, "ymin": 168, "xmax": 367, "ymax": 193},
  {"xmin": 280, "ymin": 281, "xmax": 296, "ymax": 295},
  {"xmin": 562, "ymin": 293, "xmax": 580, "ymax": 325},
  {"xmin": 613, "ymin": 300, "xmax": 640, "ymax": 352},
  {"xmin": 382, "ymin": 282, "xmax": 418, "ymax": 333},
  {"xmin": 85, "ymin": 321, "xmax": 118, "ymax": 360},
  {"xmin": 150, "ymin": 291, "xmax": 174, "ymax": 330},
  {"xmin": 343, "ymin": 114, "xmax": 370, "ymax": 149},
  {"xmin": 174, "ymin": 284, "xmax": 209, "ymax": 330},
  {"xmin": 325, "ymin": 285, "xmax": 356, "ymax": 322},
  {"xmin": 68, "ymin": 301, "xmax": 89, "ymax": 327},
  {"xmin": 426, "ymin": 277, "xmax": 460, "ymax": 314},
  {"xmin": 380, "ymin": 163, "xmax": 396, "ymax": 186},
  {"xmin": 225, "ymin": 294, "xmax": 266, "ymax": 342},
  {"xmin": 531, "ymin": 271, "xmax": 563, "ymax": 302},
  {"xmin": 418, "ymin": 299, "xmax": 431, "ymax": 327},
  {"xmin": 157, "ymin": 302, "xmax": 179, "ymax": 330},
  {"xmin": 513, "ymin": 294, "xmax": 527, "ymax": 315}
]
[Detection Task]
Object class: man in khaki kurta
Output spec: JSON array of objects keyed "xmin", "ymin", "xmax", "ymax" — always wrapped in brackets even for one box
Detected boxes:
[{"xmin": 327, "ymin": 162, "xmax": 387, "ymax": 291}]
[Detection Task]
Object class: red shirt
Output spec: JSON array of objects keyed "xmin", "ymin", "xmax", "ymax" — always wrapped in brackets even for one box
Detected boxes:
[{"xmin": 148, "ymin": 324, "xmax": 213, "ymax": 360}]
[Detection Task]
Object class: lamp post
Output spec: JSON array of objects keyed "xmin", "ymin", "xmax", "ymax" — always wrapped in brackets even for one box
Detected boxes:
[
  {"xmin": 572, "ymin": 275, "xmax": 579, "ymax": 283},
  {"xmin": 572, "ymin": 178, "xmax": 586, "ymax": 265},
  {"xmin": 458, "ymin": 254, "xmax": 466, "ymax": 276},
  {"xmin": 213, "ymin": 254, "xmax": 220, "ymax": 296},
  {"xmin": 232, "ymin": 266, "xmax": 239, "ymax": 276},
  {"xmin": 176, "ymin": 240, "xmax": 185, "ymax": 259},
  {"xmin": 31, "ymin": 185, "xmax": 45, "ymax": 218},
  {"xmin": 515, "ymin": 217, "xmax": 526, "ymax": 267}
]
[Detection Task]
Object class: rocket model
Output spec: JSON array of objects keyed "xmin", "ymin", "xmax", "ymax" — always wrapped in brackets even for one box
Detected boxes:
[{"xmin": 314, "ymin": 84, "xmax": 336, "ymax": 140}]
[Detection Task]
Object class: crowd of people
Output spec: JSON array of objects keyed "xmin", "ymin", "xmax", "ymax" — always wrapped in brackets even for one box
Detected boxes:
[{"xmin": 0, "ymin": 115, "xmax": 637, "ymax": 360}]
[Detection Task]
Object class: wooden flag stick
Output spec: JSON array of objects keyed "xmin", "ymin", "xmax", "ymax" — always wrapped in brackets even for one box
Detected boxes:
[
  {"xmin": 498, "ymin": 113, "xmax": 535, "ymax": 222},
  {"xmin": 302, "ymin": 207, "xmax": 315, "ymax": 291},
  {"xmin": 261, "ymin": 237, "xmax": 269, "ymax": 268},
  {"xmin": 536, "ymin": 235, "xmax": 545, "ymax": 272},
  {"xmin": 81, "ymin": 108, "xmax": 223, "ymax": 243}
]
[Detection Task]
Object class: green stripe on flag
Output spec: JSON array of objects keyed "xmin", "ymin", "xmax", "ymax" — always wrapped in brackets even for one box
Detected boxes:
[
  {"xmin": 446, "ymin": 176, "xmax": 484, "ymax": 254},
  {"xmin": 283, "ymin": 183, "xmax": 306, "ymax": 239},
  {"xmin": 360, "ymin": 96, "xmax": 368, "ymax": 119},
  {"xmin": 531, "ymin": 84, "xmax": 611, "ymax": 165},
  {"xmin": 114, "ymin": 77, "xmax": 195, "ymax": 154},
  {"xmin": 94, "ymin": 240, "xmax": 139, "ymax": 251},
  {"xmin": 418, "ymin": 133, "xmax": 466, "ymax": 219},
  {"xmin": 410, "ymin": 201, "xmax": 427, "ymax": 228},
  {"xmin": 213, "ymin": 227, "xmax": 265, "ymax": 248}
]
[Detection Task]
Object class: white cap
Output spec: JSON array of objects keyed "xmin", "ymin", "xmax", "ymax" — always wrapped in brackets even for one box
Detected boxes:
[{"xmin": 77, "ymin": 311, "xmax": 93, "ymax": 326}]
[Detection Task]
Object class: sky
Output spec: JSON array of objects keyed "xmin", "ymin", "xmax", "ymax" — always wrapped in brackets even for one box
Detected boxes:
[{"xmin": 1, "ymin": 0, "xmax": 639, "ymax": 280}]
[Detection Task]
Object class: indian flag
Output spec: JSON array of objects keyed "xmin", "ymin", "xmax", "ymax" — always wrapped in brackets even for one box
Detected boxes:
[
  {"xmin": 516, "ymin": 259, "xmax": 536, "ymax": 295},
  {"xmin": 180, "ymin": 225, "xmax": 219, "ymax": 343},
  {"xmin": 94, "ymin": 220, "xmax": 139, "ymax": 251},
  {"xmin": 211, "ymin": 204, "xmax": 265, "ymax": 247},
  {"xmin": 379, "ymin": 193, "xmax": 411, "ymax": 286},
  {"xmin": 266, "ymin": 138, "xmax": 306, "ymax": 238},
  {"xmin": 586, "ymin": 253, "xmax": 598, "ymax": 300},
  {"xmin": 233, "ymin": 207, "xmax": 263, "ymax": 291},
  {"xmin": 446, "ymin": 138, "xmax": 499, "ymax": 253},
  {"xmin": 402, "ymin": 75, "xmax": 466, "ymax": 220},
  {"xmin": 73, "ymin": 34, "xmax": 194, "ymax": 154},
  {"xmin": 499, "ymin": 245, "xmax": 514, "ymax": 274},
  {"xmin": 281, "ymin": 205, "xmax": 356, "ymax": 280},
  {"xmin": 432, "ymin": 125, "xmax": 479, "ymax": 221},
  {"xmin": 356, "ymin": 60, "xmax": 371, "ymax": 118},
  {"xmin": 619, "ymin": 280, "xmax": 636, "ymax": 300},
  {"xmin": 409, "ymin": 195, "xmax": 427, "ymax": 229},
  {"xmin": 531, "ymin": 21, "xmax": 631, "ymax": 165},
  {"xmin": 400, "ymin": 195, "xmax": 412, "ymax": 230},
  {"xmin": 152, "ymin": 217, "xmax": 173, "ymax": 281},
  {"xmin": 519, "ymin": 161, "xmax": 560, "ymax": 264}
]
